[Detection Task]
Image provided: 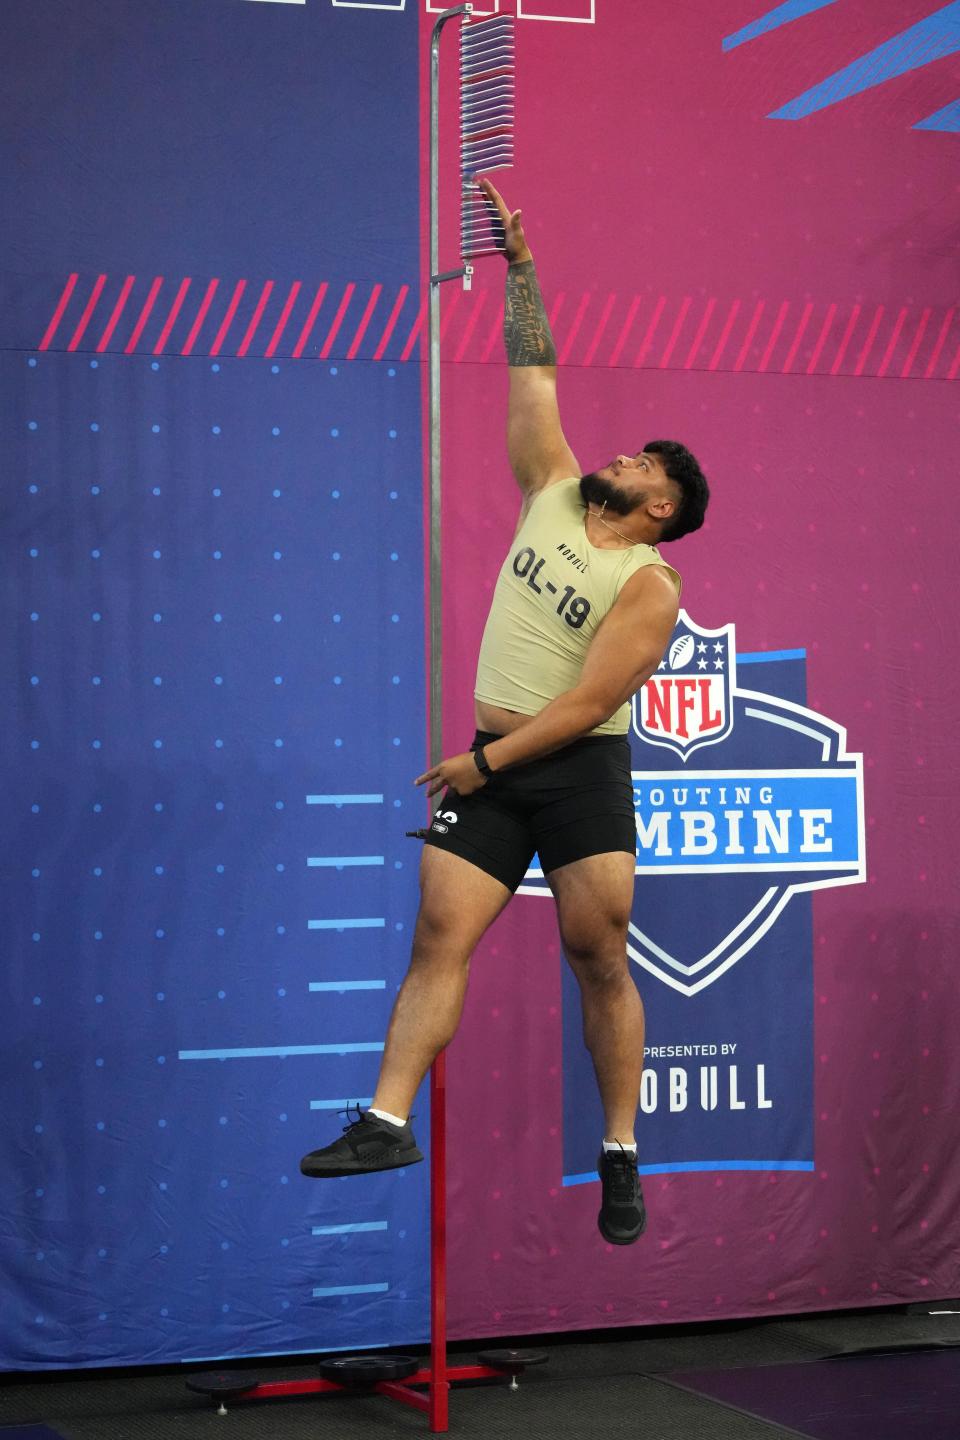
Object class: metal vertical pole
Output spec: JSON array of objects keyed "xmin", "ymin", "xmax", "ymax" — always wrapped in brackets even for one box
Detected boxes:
[
  {"xmin": 429, "ymin": 18, "xmax": 444, "ymax": 777},
  {"xmin": 428, "ymin": 7, "xmax": 470, "ymax": 1432}
]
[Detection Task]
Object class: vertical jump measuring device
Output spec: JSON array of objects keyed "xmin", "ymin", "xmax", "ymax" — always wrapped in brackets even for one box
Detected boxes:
[
  {"xmin": 183, "ymin": 9, "xmax": 539, "ymax": 1434},
  {"xmin": 424, "ymin": 5, "xmax": 516, "ymax": 1431}
]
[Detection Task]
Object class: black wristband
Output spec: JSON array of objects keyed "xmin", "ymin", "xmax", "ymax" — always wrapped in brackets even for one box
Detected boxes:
[{"xmin": 473, "ymin": 747, "xmax": 493, "ymax": 778}]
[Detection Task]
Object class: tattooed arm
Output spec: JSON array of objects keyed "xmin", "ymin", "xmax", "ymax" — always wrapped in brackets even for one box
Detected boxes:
[{"xmin": 477, "ymin": 178, "xmax": 580, "ymax": 495}]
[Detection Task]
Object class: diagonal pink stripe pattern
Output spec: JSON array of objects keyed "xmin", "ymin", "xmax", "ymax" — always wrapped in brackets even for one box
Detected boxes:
[
  {"xmin": 30, "ymin": 275, "xmax": 960, "ymax": 377},
  {"xmin": 805, "ymin": 303, "xmax": 837, "ymax": 375},
  {"xmin": 900, "ymin": 308, "xmax": 931, "ymax": 379},
  {"xmin": 781, "ymin": 301, "xmax": 814, "ymax": 374},
  {"xmin": 758, "ymin": 300, "xmax": 790, "ymax": 372},
  {"xmin": 708, "ymin": 299, "xmax": 741, "ymax": 371},
  {"xmin": 38, "ymin": 273, "xmax": 79, "ymax": 351},
  {"xmin": 373, "ymin": 285, "xmax": 410, "ymax": 362},
  {"xmin": 582, "ymin": 292, "xmax": 616, "ymax": 368},
  {"xmin": 454, "ymin": 289, "xmax": 488, "ymax": 363},
  {"xmin": 125, "ymin": 277, "xmax": 164, "ymax": 355},
  {"xmin": 292, "ymin": 282, "xmax": 328, "ymax": 360},
  {"xmin": 154, "ymin": 277, "xmax": 192, "ymax": 356},
  {"xmin": 236, "ymin": 280, "xmax": 275, "ymax": 358},
  {"xmin": 876, "ymin": 306, "xmax": 908, "ymax": 378},
  {"xmin": 67, "ymin": 275, "xmax": 108, "ymax": 352},
  {"xmin": 346, "ymin": 284, "xmax": 382, "ymax": 360},
  {"xmin": 96, "ymin": 275, "xmax": 136, "ymax": 354},
  {"xmin": 209, "ymin": 279, "xmax": 247, "ymax": 357},
  {"xmin": 557, "ymin": 292, "xmax": 591, "ymax": 366},
  {"xmin": 853, "ymin": 305, "xmax": 885, "ymax": 377},
  {"xmin": 182, "ymin": 278, "xmax": 220, "ymax": 356},
  {"xmin": 829, "ymin": 303, "xmax": 861, "ymax": 375},
  {"xmin": 608, "ymin": 296, "xmax": 640, "ymax": 368},
  {"xmin": 635, "ymin": 296, "xmax": 665, "ymax": 367},
  {"xmin": 683, "ymin": 297, "xmax": 717, "ymax": 370},
  {"xmin": 924, "ymin": 306, "xmax": 954, "ymax": 378},
  {"xmin": 264, "ymin": 281, "xmax": 302, "ymax": 359}
]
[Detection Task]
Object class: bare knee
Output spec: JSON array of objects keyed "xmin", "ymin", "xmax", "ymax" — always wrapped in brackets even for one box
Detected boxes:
[
  {"xmin": 410, "ymin": 901, "xmax": 472, "ymax": 967},
  {"xmin": 561, "ymin": 915, "xmax": 630, "ymax": 988}
]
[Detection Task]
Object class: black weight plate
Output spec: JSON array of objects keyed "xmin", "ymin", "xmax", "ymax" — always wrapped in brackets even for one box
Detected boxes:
[
  {"xmin": 478, "ymin": 1348, "xmax": 549, "ymax": 1374},
  {"xmin": 318, "ymin": 1354, "xmax": 419, "ymax": 1386},
  {"xmin": 185, "ymin": 1370, "xmax": 260, "ymax": 1397}
]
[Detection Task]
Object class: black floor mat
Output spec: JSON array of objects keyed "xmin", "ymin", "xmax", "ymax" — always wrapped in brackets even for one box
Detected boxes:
[
  {"xmin": 0, "ymin": 1428, "xmax": 68, "ymax": 1439},
  {"xmin": 657, "ymin": 1348, "xmax": 960, "ymax": 1440}
]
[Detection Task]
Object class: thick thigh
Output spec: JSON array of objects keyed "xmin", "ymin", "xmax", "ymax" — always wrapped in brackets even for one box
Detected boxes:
[
  {"xmin": 422, "ymin": 782, "xmax": 536, "ymax": 895},
  {"xmin": 547, "ymin": 851, "xmax": 636, "ymax": 971},
  {"xmin": 532, "ymin": 738, "xmax": 635, "ymax": 880},
  {"xmin": 414, "ymin": 843, "xmax": 514, "ymax": 958}
]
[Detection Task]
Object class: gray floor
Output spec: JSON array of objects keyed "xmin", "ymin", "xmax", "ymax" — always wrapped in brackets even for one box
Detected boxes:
[{"xmin": 2, "ymin": 1307, "xmax": 958, "ymax": 1439}]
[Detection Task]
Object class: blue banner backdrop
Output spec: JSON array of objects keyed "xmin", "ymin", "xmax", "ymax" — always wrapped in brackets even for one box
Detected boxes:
[
  {"xmin": 559, "ymin": 646, "xmax": 823, "ymax": 1180},
  {"xmin": 2, "ymin": 0, "xmax": 428, "ymax": 1369}
]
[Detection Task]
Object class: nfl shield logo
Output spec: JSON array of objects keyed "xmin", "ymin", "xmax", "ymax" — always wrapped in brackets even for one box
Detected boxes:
[{"xmin": 632, "ymin": 610, "xmax": 735, "ymax": 761}]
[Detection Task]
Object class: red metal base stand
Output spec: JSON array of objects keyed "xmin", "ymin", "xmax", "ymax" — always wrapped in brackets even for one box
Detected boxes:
[
  {"xmin": 203, "ymin": 1053, "xmax": 497, "ymax": 1430},
  {"xmin": 429, "ymin": 1050, "xmax": 450, "ymax": 1430}
]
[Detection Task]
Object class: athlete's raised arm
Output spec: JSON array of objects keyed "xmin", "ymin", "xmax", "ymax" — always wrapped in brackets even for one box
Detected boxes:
[{"xmin": 477, "ymin": 177, "xmax": 580, "ymax": 494}]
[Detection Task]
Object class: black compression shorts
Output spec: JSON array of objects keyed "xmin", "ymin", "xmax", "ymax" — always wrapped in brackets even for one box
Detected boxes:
[{"xmin": 423, "ymin": 729, "xmax": 636, "ymax": 893}]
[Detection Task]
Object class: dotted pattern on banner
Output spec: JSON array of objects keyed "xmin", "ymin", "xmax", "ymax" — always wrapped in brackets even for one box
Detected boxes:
[{"xmin": 1, "ymin": 350, "xmax": 430, "ymax": 1369}]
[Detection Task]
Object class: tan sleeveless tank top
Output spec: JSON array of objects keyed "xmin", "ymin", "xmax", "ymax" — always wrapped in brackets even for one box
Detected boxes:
[{"xmin": 474, "ymin": 478, "xmax": 682, "ymax": 737}]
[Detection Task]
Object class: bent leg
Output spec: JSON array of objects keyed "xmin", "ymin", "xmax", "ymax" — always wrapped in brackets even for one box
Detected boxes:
[
  {"xmin": 371, "ymin": 845, "xmax": 512, "ymax": 1120},
  {"xmin": 548, "ymin": 851, "xmax": 642, "ymax": 1146}
]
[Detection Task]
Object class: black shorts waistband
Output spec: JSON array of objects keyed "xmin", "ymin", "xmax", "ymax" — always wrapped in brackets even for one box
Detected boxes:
[{"xmin": 472, "ymin": 728, "xmax": 627, "ymax": 751}]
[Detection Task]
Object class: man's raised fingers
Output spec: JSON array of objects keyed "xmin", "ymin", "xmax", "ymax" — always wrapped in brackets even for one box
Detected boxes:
[{"xmin": 477, "ymin": 176, "xmax": 511, "ymax": 221}]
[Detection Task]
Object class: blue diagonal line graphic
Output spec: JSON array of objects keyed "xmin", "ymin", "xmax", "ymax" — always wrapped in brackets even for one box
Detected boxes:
[
  {"xmin": 308, "ymin": 918, "xmax": 385, "ymax": 931},
  {"xmin": 178, "ymin": 1043, "xmax": 383, "ymax": 1060},
  {"xmin": 770, "ymin": 1, "xmax": 960, "ymax": 119},
  {"xmin": 313, "ymin": 1283, "xmax": 389, "ymax": 1298},
  {"xmin": 914, "ymin": 96, "xmax": 960, "ymax": 129},
  {"xmin": 722, "ymin": 0, "xmax": 838, "ymax": 53}
]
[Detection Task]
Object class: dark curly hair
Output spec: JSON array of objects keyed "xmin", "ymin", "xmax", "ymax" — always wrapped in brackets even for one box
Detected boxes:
[{"xmin": 644, "ymin": 439, "xmax": 710, "ymax": 542}]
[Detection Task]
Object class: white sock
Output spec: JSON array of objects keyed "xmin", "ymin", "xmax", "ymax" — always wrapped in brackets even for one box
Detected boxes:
[
  {"xmin": 369, "ymin": 1107, "xmax": 408, "ymax": 1129},
  {"xmin": 603, "ymin": 1139, "xmax": 637, "ymax": 1155}
]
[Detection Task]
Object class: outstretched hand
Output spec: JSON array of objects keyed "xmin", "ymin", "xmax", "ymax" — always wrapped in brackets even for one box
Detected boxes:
[
  {"xmin": 476, "ymin": 176, "xmax": 531, "ymax": 264},
  {"xmin": 414, "ymin": 752, "xmax": 488, "ymax": 799}
]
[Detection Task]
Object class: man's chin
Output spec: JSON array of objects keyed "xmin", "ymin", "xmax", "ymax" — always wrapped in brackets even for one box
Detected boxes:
[{"xmin": 579, "ymin": 471, "xmax": 638, "ymax": 516}]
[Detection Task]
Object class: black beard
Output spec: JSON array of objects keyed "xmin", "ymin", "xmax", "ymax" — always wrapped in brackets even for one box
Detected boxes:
[{"xmin": 579, "ymin": 472, "xmax": 643, "ymax": 516}]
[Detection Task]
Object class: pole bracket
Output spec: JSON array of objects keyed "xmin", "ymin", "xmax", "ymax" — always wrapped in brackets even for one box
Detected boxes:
[{"xmin": 430, "ymin": 265, "xmax": 472, "ymax": 286}]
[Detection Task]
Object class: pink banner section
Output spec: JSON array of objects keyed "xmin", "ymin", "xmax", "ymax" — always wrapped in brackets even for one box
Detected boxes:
[
  {"xmin": 418, "ymin": 0, "xmax": 960, "ymax": 1339},
  {"xmin": 439, "ymin": 356, "xmax": 960, "ymax": 1338}
]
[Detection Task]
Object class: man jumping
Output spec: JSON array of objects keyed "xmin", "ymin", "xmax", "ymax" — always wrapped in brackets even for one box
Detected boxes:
[{"xmin": 300, "ymin": 179, "xmax": 709, "ymax": 1246}]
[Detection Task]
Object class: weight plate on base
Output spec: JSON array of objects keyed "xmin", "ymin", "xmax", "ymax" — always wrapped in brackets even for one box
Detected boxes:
[
  {"xmin": 318, "ymin": 1354, "xmax": 419, "ymax": 1387},
  {"xmin": 185, "ymin": 1370, "xmax": 260, "ymax": 1398},
  {"xmin": 478, "ymin": 1348, "xmax": 549, "ymax": 1375}
]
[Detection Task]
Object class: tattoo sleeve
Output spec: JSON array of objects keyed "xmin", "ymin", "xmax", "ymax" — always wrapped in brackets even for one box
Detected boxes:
[{"xmin": 504, "ymin": 259, "xmax": 558, "ymax": 366}]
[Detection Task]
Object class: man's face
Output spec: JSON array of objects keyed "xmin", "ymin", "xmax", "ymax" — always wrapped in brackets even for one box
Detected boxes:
[{"xmin": 579, "ymin": 451, "xmax": 667, "ymax": 516}]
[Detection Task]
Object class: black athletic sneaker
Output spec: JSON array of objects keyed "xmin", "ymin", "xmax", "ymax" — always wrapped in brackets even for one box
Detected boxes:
[
  {"xmin": 597, "ymin": 1147, "xmax": 647, "ymax": 1245},
  {"xmin": 300, "ymin": 1109, "xmax": 424, "ymax": 1178}
]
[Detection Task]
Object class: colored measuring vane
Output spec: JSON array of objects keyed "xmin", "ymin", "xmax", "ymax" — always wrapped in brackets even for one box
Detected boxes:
[{"xmin": 460, "ymin": 13, "xmax": 515, "ymax": 261}]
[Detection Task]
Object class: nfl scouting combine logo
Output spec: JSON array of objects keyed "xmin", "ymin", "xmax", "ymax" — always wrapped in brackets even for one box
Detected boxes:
[
  {"xmin": 519, "ymin": 610, "xmax": 866, "ymax": 997},
  {"xmin": 639, "ymin": 615, "xmax": 735, "ymax": 758}
]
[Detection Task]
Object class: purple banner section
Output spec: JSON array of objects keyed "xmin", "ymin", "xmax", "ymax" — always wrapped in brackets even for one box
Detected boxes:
[{"xmin": 3, "ymin": 0, "xmax": 428, "ymax": 1371}]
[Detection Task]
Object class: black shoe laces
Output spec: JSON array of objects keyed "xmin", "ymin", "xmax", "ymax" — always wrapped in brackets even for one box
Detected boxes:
[
  {"xmin": 604, "ymin": 1145, "xmax": 639, "ymax": 1204},
  {"xmin": 340, "ymin": 1102, "xmax": 368, "ymax": 1133},
  {"xmin": 339, "ymin": 1103, "xmax": 414, "ymax": 1135}
]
